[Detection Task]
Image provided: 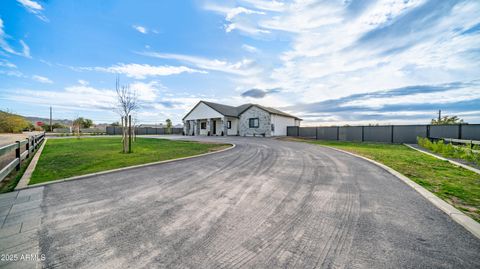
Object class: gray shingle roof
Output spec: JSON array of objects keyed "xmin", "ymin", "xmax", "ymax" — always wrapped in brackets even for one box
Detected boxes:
[
  {"xmin": 202, "ymin": 101, "xmax": 242, "ymax": 117},
  {"xmin": 185, "ymin": 101, "xmax": 301, "ymax": 120}
]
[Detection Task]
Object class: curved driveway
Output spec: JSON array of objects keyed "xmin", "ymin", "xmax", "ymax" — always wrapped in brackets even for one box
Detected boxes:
[{"xmin": 37, "ymin": 137, "xmax": 479, "ymax": 268}]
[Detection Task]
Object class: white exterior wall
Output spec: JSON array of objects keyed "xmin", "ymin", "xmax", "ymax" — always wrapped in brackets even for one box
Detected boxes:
[
  {"xmin": 184, "ymin": 102, "xmax": 223, "ymax": 121},
  {"xmin": 226, "ymin": 117, "xmax": 238, "ymax": 135},
  {"xmin": 271, "ymin": 114, "xmax": 298, "ymax": 136},
  {"xmin": 199, "ymin": 119, "xmax": 208, "ymax": 135}
]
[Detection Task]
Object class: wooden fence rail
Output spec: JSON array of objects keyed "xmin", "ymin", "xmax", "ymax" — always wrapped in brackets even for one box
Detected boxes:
[{"xmin": 0, "ymin": 132, "xmax": 45, "ymax": 183}]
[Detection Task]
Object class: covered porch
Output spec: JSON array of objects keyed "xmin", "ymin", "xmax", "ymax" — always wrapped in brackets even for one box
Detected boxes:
[{"xmin": 184, "ymin": 117, "xmax": 228, "ymax": 136}]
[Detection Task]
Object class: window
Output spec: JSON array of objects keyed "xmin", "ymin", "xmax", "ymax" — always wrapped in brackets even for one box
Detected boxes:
[
  {"xmin": 200, "ymin": 122, "xmax": 207, "ymax": 129},
  {"xmin": 227, "ymin": 121, "xmax": 232, "ymax": 129},
  {"xmin": 249, "ymin": 118, "xmax": 259, "ymax": 128}
]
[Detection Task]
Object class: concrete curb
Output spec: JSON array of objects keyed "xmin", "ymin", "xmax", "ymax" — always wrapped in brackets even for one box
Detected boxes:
[
  {"xmin": 319, "ymin": 145, "xmax": 480, "ymax": 239},
  {"xmin": 17, "ymin": 143, "xmax": 236, "ymax": 190},
  {"xmin": 404, "ymin": 143, "xmax": 480, "ymax": 175},
  {"xmin": 15, "ymin": 138, "xmax": 48, "ymax": 190}
]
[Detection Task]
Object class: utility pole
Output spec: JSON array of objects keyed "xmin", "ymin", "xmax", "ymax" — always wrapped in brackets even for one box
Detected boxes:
[{"xmin": 49, "ymin": 106, "xmax": 53, "ymax": 132}]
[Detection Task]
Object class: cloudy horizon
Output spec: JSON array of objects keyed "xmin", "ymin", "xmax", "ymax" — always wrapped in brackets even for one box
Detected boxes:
[{"xmin": 1, "ymin": 0, "xmax": 479, "ymax": 126}]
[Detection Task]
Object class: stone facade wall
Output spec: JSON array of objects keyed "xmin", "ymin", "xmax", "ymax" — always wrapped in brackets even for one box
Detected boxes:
[{"xmin": 239, "ymin": 106, "xmax": 272, "ymax": 137}]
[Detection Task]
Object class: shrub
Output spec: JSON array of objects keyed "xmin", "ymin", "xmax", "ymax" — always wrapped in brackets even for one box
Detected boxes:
[
  {"xmin": 0, "ymin": 111, "xmax": 31, "ymax": 133},
  {"xmin": 417, "ymin": 137, "xmax": 480, "ymax": 166}
]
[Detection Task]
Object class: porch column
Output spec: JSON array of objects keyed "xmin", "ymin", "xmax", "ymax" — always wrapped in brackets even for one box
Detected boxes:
[
  {"xmin": 222, "ymin": 117, "xmax": 228, "ymax": 136},
  {"xmin": 193, "ymin": 120, "xmax": 199, "ymax": 135},
  {"xmin": 208, "ymin": 118, "xmax": 213, "ymax": 136}
]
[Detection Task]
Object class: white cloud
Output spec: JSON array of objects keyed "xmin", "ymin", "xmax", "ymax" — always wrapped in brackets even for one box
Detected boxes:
[
  {"xmin": 0, "ymin": 59, "xmax": 16, "ymax": 68},
  {"xmin": 7, "ymin": 85, "xmax": 117, "ymax": 113},
  {"xmin": 226, "ymin": 6, "xmax": 265, "ymax": 21},
  {"xmin": 78, "ymin": 79, "xmax": 89, "ymax": 86},
  {"xmin": 0, "ymin": 18, "xmax": 16, "ymax": 54},
  {"xmin": 32, "ymin": 75, "xmax": 53, "ymax": 83},
  {"xmin": 130, "ymin": 80, "xmax": 164, "ymax": 102},
  {"xmin": 20, "ymin": 40, "xmax": 31, "ymax": 58},
  {"xmin": 341, "ymin": 86, "xmax": 480, "ymax": 109},
  {"xmin": 17, "ymin": 0, "xmax": 42, "ymax": 10},
  {"xmin": 204, "ymin": 3, "xmax": 269, "ymax": 35},
  {"xmin": 138, "ymin": 51, "xmax": 261, "ymax": 76},
  {"xmin": 242, "ymin": 44, "xmax": 259, "ymax": 53},
  {"xmin": 2, "ymin": 83, "xmax": 195, "ymax": 124},
  {"xmin": 204, "ymin": 0, "xmax": 480, "ymax": 107},
  {"xmin": 239, "ymin": 0, "xmax": 285, "ymax": 12},
  {"xmin": 204, "ymin": 4, "xmax": 265, "ymax": 21},
  {"xmin": 0, "ymin": 19, "xmax": 33, "ymax": 58},
  {"xmin": 81, "ymin": 63, "xmax": 206, "ymax": 79},
  {"xmin": 17, "ymin": 0, "xmax": 48, "ymax": 22},
  {"xmin": 225, "ymin": 22, "xmax": 270, "ymax": 34},
  {"xmin": 0, "ymin": 69, "xmax": 24, "ymax": 77},
  {"xmin": 133, "ymin": 25, "xmax": 148, "ymax": 34}
]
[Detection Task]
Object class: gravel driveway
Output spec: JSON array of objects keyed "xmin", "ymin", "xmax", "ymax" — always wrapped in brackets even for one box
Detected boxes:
[{"xmin": 3, "ymin": 136, "xmax": 480, "ymax": 268}]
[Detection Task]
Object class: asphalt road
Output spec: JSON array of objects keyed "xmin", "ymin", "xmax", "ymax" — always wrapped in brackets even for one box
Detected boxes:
[{"xmin": 35, "ymin": 136, "xmax": 480, "ymax": 268}]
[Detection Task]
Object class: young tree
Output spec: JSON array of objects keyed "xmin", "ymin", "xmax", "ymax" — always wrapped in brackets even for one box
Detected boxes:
[
  {"xmin": 431, "ymin": 115, "xmax": 465, "ymax": 125},
  {"xmin": 166, "ymin": 119, "xmax": 172, "ymax": 134},
  {"xmin": 114, "ymin": 77, "xmax": 138, "ymax": 153},
  {"xmin": 83, "ymin": 119, "xmax": 93, "ymax": 128},
  {"xmin": 72, "ymin": 117, "xmax": 82, "ymax": 138}
]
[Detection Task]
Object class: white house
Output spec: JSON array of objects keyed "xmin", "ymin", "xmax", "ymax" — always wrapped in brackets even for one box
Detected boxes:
[{"xmin": 183, "ymin": 101, "xmax": 301, "ymax": 137}]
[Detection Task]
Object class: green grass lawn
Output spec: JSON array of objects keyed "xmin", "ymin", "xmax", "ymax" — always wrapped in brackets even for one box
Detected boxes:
[
  {"xmin": 286, "ymin": 138, "xmax": 480, "ymax": 222},
  {"xmin": 30, "ymin": 137, "xmax": 230, "ymax": 185}
]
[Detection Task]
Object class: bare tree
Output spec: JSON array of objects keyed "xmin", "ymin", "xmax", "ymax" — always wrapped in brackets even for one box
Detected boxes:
[
  {"xmin": 132, "ymin": 116, "xmax": 139, "ymax": 142},
  {"xmin": 115, "ymin": 77, "xmax": 139, "ymax": 153},
  {"xmin": 72, "ymin": 113, "xmax": 81, "ymax": 139}
]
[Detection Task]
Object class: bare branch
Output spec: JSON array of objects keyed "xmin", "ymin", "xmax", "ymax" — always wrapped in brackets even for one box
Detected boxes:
[{"xmin": 115, "ymin": 76, "xmax": 139, "ymax": 117}]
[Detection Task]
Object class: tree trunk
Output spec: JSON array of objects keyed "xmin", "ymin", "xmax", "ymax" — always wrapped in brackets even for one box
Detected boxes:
[
  {"xmin": 128, "ymin": 115, "xmax": 132, "ymax": 153},
  {"xmin": 124, "ymin": 116, "xmax": 128, "ymax": 153},
  {"xmin": 121, "ymin": 117, "xmax": 124, "ymax": 143}
]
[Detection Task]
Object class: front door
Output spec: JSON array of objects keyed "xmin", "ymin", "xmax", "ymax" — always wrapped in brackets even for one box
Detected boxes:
[{"xmin": 212, "ymin": 120, "xmax": 216, "ymax": 135}]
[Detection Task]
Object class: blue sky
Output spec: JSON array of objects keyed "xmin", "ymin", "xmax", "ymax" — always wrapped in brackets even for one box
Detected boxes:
[{"xmin": 0, "ymin": 0, "xmax": 479, "ymax": 125}]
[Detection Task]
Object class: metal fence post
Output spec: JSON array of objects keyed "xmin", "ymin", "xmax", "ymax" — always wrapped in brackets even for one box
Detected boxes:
[
  {"xmin": 458, "ymin": 124, "xmax": 462, "ymax": 139},
  {"xmin": 391, "ymin": 125, "xmax": 394, "ymax": 143},
  {"xmin": 15, "ymin": 141, "xmax": 21, "ymax": 171},
  {"xmin": 315, "ymin": 127, "xmax": 318, "ymax": 140},
  {"xmin": 361, "ymin": 126, "xmax": 364, "ymax": 142},
  {"xmin": 336, "ymin": 127, "xmax": 340, "ymax": 140}
]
